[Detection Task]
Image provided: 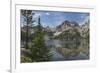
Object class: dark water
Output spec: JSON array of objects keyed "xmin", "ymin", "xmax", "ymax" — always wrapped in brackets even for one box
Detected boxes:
[{"xmin": 45, "ymin": 35, "xmax": 89, "ymax": 60}]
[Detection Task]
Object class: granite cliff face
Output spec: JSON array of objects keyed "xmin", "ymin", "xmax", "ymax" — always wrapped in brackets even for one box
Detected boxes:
[
  {"xmin": 54, "ymin": 19, "xmax": 89, "ymax": 37},
  {"xmin": 54, "ymin": 20, "xmax": 80, "ymax": 36}
]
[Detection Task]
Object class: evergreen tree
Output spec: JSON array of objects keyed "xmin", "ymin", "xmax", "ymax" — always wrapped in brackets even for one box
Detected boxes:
[
  {"xmin": 21, "ymin": 10, "xmax": 34, "ymax": 49},
  {"xmin": 30, "ymin": 16, "xmax": 51, "ymax": 62}
]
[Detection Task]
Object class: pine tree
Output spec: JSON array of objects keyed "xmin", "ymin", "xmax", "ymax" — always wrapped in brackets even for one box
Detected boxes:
[
  {"xmin": 21, "ymin": 10, "xmax": 34, "ymax": 49},
  {"xmin": 30, "ymin": 16, "xmax": 51, "ymax": 62}
]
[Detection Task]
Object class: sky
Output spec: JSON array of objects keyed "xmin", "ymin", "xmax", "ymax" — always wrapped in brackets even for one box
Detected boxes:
[{"xmin": 21, "ymin": 10, "xmax": 90, "ymax": 28}]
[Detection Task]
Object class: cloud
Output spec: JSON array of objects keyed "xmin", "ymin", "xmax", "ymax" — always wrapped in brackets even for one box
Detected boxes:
[
  {"xmin": 79, "ymin": 15, "xmax": 89, "ymax": 25},
  {"xmin": 45, "ymin": 12, "xmax": 50, "ymax": 15}
]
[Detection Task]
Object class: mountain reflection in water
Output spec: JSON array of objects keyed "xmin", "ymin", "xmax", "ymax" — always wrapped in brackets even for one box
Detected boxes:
[{"xmin": 45, "ymin": 35, "xmax": 89, "ymax": 61}]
